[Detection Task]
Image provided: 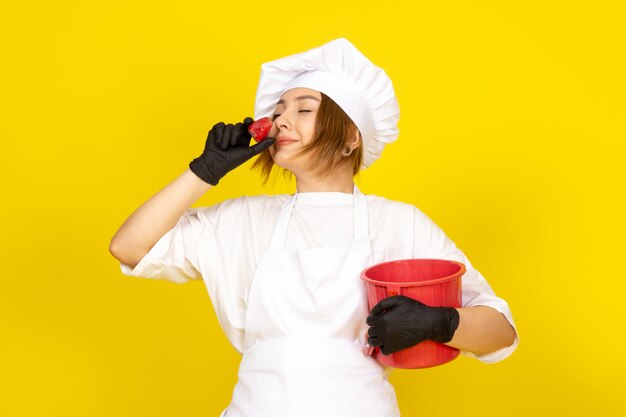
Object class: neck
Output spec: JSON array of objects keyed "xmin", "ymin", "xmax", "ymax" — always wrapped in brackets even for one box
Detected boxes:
[{"xmin": 294, "ymin": 170, "xmax": 354, "ymax": 194}]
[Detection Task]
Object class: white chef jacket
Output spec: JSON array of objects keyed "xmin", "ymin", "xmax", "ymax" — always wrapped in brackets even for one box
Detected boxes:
[{"xmin": 120, "ymin": 191, "xmax": 519, "ymax": 364}]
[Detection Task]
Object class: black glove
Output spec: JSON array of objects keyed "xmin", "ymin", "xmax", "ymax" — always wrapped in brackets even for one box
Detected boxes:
[
  {"xmin": 189, "ymin": 117, "xmax": 275, "ymax": 185},
  {"xmin": 366, "ymin": 295, "xmax": 460, "ymax": 355}
]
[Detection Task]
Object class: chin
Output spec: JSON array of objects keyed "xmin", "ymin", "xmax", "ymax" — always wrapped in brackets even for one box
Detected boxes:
[
  {"xmin": 274, "ymin": 162, "xmax": 294, "ymax": 172},
  {"xmin": 271, "ymin": 154, "xmax": 293, "ymax": 169}
]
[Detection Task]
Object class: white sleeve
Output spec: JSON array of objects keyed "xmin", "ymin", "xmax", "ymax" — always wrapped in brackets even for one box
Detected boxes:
[
  {"xmin": 413, "ymin": 207, "xmax": 520, "ymax": 364},
  {"xmin": 118, "ymin": 207, "xmax": 209, "ymax": 284}
]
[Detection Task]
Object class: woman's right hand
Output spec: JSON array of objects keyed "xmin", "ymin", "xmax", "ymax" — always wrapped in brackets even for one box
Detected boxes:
[{"xmin": 189, "ymin": 117, "xmax": 275, "ymax": 185}]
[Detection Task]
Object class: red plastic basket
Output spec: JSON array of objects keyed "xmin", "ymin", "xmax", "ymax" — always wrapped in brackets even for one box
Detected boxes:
[{"xmin": 361, "ymin": 258, "xmax": 465, "ymax": 369}]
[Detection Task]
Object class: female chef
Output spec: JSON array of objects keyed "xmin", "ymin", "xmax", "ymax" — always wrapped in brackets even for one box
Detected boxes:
[{"xmin": 110, "ymin": 38, "xmax": 519, "ymax": 417}]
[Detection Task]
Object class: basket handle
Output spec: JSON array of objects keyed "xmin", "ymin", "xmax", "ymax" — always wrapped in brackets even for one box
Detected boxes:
[{"xmin": 387, "ymin": 286, "xmax": 401, "ymax": 297}]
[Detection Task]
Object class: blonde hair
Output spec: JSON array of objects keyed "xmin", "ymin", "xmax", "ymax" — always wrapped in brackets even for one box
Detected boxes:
[{"xmin": 251, "ymin": 92, "xmax": 363, "ymax": 185}]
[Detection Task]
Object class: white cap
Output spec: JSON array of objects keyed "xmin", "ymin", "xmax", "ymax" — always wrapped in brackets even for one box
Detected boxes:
[{"xmin": 253, "ymin": 38, "xmax": 400, "ymax": 169}]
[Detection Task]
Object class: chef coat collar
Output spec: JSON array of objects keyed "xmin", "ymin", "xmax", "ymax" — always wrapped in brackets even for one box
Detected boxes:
[{"xmin": 294, "ymin": 191, "xmax": 355, "ymax": 207}]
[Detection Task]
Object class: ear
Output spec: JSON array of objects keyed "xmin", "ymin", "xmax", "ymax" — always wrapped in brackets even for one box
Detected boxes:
[{"xmin": 349, "ymin": 126, "xmax": 362, "ymax": 147}]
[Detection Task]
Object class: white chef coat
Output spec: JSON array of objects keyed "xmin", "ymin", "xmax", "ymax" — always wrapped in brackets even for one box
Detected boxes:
[{"xmin": 120, "ymin": 191, "xmax": 519, "ymax": 364}]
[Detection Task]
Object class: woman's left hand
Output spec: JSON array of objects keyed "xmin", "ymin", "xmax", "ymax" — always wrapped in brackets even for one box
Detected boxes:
[{"xmin": 366, "ymin": 295, "xmax": 460, "ymax": 355}]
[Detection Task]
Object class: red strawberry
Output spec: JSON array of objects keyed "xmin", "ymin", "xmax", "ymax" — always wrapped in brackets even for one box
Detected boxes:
[{"xmin": 248, "ymin": 117, "xmax": 273, "ymax": 142}]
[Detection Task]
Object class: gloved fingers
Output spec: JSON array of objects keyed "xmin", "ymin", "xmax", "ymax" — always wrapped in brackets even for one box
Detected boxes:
[
  {"xmin": 367, "ymin": 324, "xmax": 384, "ymax": 348},
  {"xmin": 230, "ymin": 122, "xmax": 244, "ymax": 147},
  {"xmin": 243, "ymin": 116, "xmax": 254, "ymax": 126},
  {"xmin": 230, "ymin": 123, "xmax": 241, "ymax": 145},
  {"xmin": 205, "ymin": 128, "xmax": 216, "ymax": 149},
  {"xmin": 214, "ymin": 122, "xmax": 225, "ymax": 150},
  {"xmin": 366, "ymin": 314, "xmax": 379, "ymax": 326},
  {"xmin": 380, "ymin": 345, "xmax": 394, "ymax": 356},
  {"xmin": 368, "ymin": 335, "xmax": 383, "ymax": 348},
  {"xmin": 220, "ymin": 124, "xmax": 234, "ymax": 151},
  {"xmin": 233, "ymin": 122, "xmax": 252, "ymax": 147},
  {"xmin": 367, "ymin": 335, "xmax": 385, "ymax": 347},
  {"xmin": 247, "ymin": 137, "xmax": 275, "ymax": 157},
  {"xmin": 367, "ymin": 325, "xmax": 380, "ymax": 338},
  {"xmin": 370, "ymin": 295, "xmax": 406, "ymax": 316}
]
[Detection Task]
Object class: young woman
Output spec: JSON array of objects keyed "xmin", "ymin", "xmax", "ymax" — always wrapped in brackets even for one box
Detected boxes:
[{"xmin": 110, "ymin": 38, "xmax": 519, "ymax": 417}]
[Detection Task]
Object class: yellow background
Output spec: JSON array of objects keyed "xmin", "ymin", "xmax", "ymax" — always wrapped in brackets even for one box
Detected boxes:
[{"xmin": 1, "ymin": 1, "xmax": 624, "ymax": 416}]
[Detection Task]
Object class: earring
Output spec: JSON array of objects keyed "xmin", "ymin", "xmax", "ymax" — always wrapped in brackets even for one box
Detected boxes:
[{"xmin": 341, "ymin": 145, "xmax": 352, "ymax": 157}]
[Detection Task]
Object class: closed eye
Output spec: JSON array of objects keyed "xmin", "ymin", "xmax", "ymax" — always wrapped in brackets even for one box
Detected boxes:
[{"xmin": 272, "ymin": 110, "xmax": 312, "ymax": 120}]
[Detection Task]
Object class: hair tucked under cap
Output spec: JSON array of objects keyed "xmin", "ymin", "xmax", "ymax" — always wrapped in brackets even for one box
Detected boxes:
[{"xmin": 253, "ymin": 38, "xmax": 400, "ymax": 169}]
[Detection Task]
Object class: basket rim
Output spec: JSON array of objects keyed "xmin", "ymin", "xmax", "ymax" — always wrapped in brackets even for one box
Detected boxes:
[{"xmin": 360, "ymin": 258, "xmax": 466, "ymax": 287}]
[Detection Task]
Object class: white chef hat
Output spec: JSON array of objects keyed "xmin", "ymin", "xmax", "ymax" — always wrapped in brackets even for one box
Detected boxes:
[{"xmin": 253, "ymin": 38, "xmax": 400, "ymax": 169}]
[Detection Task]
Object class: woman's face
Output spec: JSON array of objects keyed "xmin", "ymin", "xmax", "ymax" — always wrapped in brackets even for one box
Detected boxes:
[{"xmin": 268, "ymin": 87, "xmax": 322, "ymax": 173}]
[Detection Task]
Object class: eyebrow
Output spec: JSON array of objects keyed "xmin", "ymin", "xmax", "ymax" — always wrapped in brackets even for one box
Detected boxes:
[{"xmin": 276, "ymin": 95, "xmax": 321, "ymax": 106}]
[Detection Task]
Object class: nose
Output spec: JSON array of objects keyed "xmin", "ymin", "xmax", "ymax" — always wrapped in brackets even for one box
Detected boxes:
[{"xmin": 273, "ymin": 111, "xmax": 291, "ymax": 132}]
